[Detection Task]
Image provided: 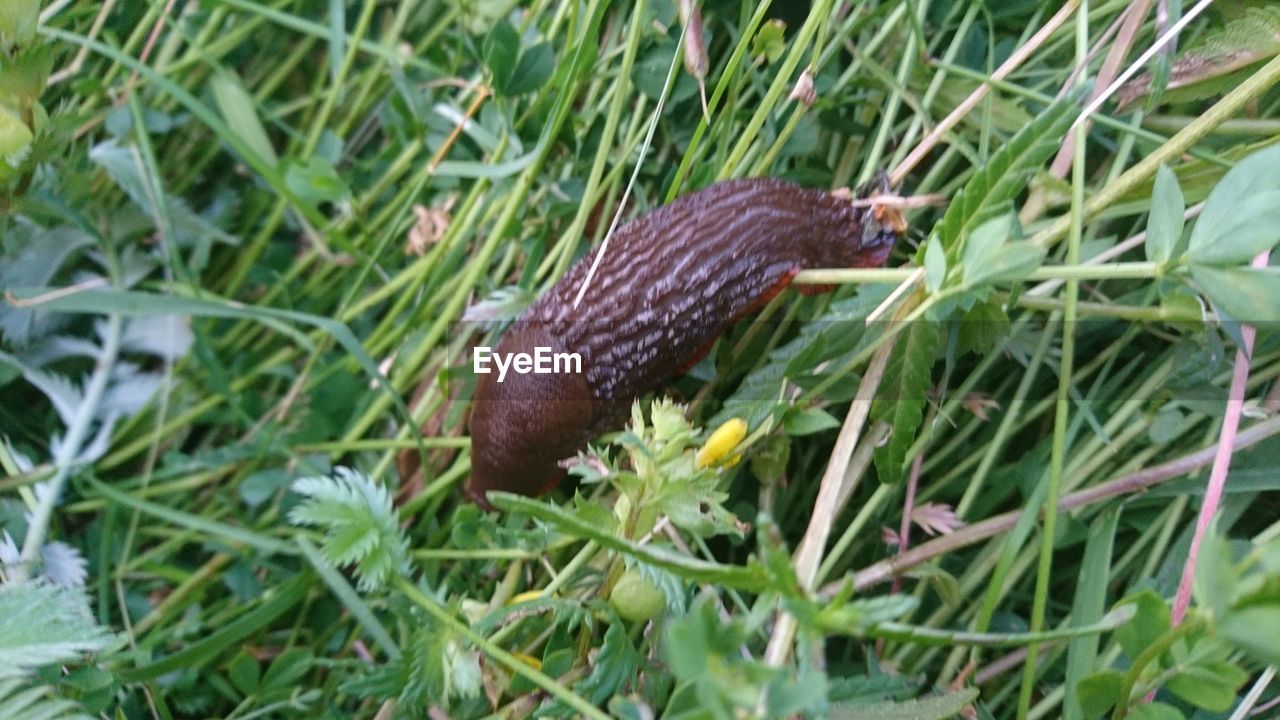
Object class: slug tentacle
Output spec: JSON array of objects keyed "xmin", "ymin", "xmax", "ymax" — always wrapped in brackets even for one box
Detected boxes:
[{"xmin": 465, "ymin": 177, "xmax": 902, "ymax": 509}]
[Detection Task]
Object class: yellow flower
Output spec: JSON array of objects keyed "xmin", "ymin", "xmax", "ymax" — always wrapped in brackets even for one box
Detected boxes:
[{"xmin": 696, "ymin": 418, "xmax": 748, "ymax": 469}]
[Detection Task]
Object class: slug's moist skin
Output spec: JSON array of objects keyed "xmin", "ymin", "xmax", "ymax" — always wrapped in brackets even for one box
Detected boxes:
[{"xmin": 466, "ymin": 177, "xmax": 903, "ymax": 509}]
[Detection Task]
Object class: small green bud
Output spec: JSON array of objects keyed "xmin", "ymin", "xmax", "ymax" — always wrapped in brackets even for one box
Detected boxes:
[
  {"xmin": 0, "ymin": 103, "xmax": 33, "ymax": 165},
  {"xmin": 610, "ymin": 569, "xmax": 665, "ymax": 622},
  {"xmin": 0, "ymin": 0, "xmax": 40, "ymax": 52}
]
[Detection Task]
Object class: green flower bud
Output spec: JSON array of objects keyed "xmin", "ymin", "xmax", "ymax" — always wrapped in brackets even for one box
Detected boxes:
[
  {"xmin": 610, "ymin": 569, "xmax": 665, "ymax": 622},
  {"xmin": 0, "ymin": 0, "xmax": 40, "ymax": 52},
  {"xmin": 0, "ymin": 103, "xmax": 33, "ymax": 164}
]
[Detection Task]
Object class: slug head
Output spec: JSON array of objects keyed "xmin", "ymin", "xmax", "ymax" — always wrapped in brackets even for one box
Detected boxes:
[
  {"xmin": 852, "ymin": 173, "xmax": 907, "ymax": 267},
  {"xmin": 465, "ymin": 322, "xmax": 594, "ymax": 510}
]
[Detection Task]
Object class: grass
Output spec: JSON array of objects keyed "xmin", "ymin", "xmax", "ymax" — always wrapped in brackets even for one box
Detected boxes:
[{"xmin": 2, "ymin": 1, "xmax": 1280, "ymax": 719}]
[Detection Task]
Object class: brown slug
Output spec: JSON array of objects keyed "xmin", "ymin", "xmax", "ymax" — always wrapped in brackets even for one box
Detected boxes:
[{"xmin": 465, "ymin": 177, "xmax": 902, "ymax": 509}]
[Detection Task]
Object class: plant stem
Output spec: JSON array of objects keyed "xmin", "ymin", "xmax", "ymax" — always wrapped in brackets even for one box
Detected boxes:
[
  {"xmin": 16, "ymin": 314, "xmax": 123, "ymax": 581},
  {"xmin": 838, "ymin": 414, "xmax": 1280, "ymax": 594},
  {"xmin": 795, "ymin": 261, "xmax": 1161, "ymax": 286},
  {"xmin": 397, "ymin": 578, "xmax": 612, "ymax": 720},
  {"xmin": 1171, "ymin": 250, "xmax": 1270, "ymax": 623}
]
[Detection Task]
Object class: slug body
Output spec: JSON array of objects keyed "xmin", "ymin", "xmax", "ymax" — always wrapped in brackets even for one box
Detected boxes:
[{"xmin": 466, "ymin": 178, "xmax": 901, "ymax": 508}]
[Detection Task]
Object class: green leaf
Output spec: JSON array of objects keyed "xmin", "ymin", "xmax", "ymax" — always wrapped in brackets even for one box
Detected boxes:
[
  {"xmin": 576, "ymin": 623, "xmax": 641, "ymax": 704},
  {"xmin": 0, "ymin": 583, "xmax": 113, "ymax": 675},
  {"xmin": 955, "ymin": 300, "xmax": 1010, "ymax": 357},
  {"xmin": 1218, "ymin": 605, "xmax": 1280, "ymax": 665},
  {"xmin": 1113, "ymin": 590, "xmax": 1171, "ymax": 662},
  {"xmin": 483, "ymin": 21, "xmax": 519, "ymax": 93},
  {"xmin": 1064, "ymin": 509, "xmax": 1120, "ymax": 720},
  {"xmin": 6, "ymin": 287, "xmax": 421, "ymax": 450},
  {"xmin": 90, "ymin": 478, "xmax": 296, "ymax": 556},
  {"xmin": 44, "ymin": 27, "xmax": 326, "ymax": 227},
  {"xmin": 289, "ymin": 468, "xmax": 410, "ymax": 592},
  {"xmin": 506, "ymin": 41, "xmax": 555, "ymax": 95},
  {"xmin": 227, "ymin": 651, "xmax": 260, "ymax": 695},
  {"xmin": 1190, "ymin": 265, "xmax": 1280, "ymax": 323},
  {"xmin": 935, "ymin": 94, "xmax": 1076, "ymax": 252},
  {"xmin": 829, "ymin": 687, "xmax": 979, "ymax": 720},
  {"xmin": 1188, "ymin": 144, "xmax": 1280, "ymax": 263},
  {"xmin": 489, "ymin": 493, "xmax": 770, "ymax": 590},
  {"xmin": 284, "ymin": 154, "xmax": 351, "ymax": 206},
  {"xmin": 1165, "ymin": 659, "xmax": 1248, "ymax": 712},
  {"xmin": 961, "ymin": 214, "xmax": 1046, "ymax": 289},
  {"xmin": 1146, "ymin": 165, "xmax": 1185, "ymax": 264},
  {"xmin": 296, "ymin": 537, "xmax": 399, "ymax": 659},
  {"xmin": 784, "ymin": 407, "xmax": 841, "ymax": 436},
  {"xmin": 121, "ymin": 574, "xmax": 310, "ymax": 682},
  {"xmin": 1192, "ymin": 521, "xmax": 1235, "ymax": 617},
  {"xmin": 0, "ymin": 676, "xmax": 92, "ymax": 720},
  {"xmin": 752, "ymin": 19, "xmax": 787, "ymax": 64},
  {"xmin": 924, "ymin": 239, "xmax": 946, "ymax": 293},
  {"xmin": 260, "ymin": 648, "xmax": 314, "ymax": 692},
  {"xmin": 1129, "ymin": 703, "xmax": 1185, "ymax": 720},
  {"xmin": 210, "ymin": 71, "xmax": 279, "ymax": 166},
  {"xmin": 1188, "ymin": 190, "xmax": 1280, "ymax": 265},
  {"xmin": 1076, "ymin": 670, "xmax": 1123, "ymax": 718},
  {"xmin": 90, "ymin": 140, "xmax": 238, "ymax": 249},
  {"xmin": 871, "ymin": 320, "xmax": 939, "ymax": 484}
]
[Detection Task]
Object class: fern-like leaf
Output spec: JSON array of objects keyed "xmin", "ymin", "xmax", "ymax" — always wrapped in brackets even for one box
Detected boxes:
[
  {"xmin": 0, "ymin": 582, "xmax": 113, "ymax": 675},
  {"xmin": 288, "ymin": 468, "xmax": 409, "ymax": 592},
  {"xmin": 870, "ymin": 320, "xmax": 940, "ymax": 485},
  {"xmin": 0, "ymin": 677, "xmax": 92, "ymax": 720},
  {"xmin": 935, "ymin": 95, "xmax": 1077, "ymax": 253}
]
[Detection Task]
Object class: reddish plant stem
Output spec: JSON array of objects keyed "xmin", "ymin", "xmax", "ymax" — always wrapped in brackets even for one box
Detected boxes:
[
  {"xmin": 1171, "ymin": 251, "xmax": 1271, "ymax": 623},
  {"xmin": 835, "ymin": 412, "xmax": 1280, "ymax": 595}
]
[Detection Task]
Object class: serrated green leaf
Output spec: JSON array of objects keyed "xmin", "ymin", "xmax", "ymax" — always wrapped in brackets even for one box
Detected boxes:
[
  {"xmin": 1191, "ymin": 265, "xmax": 1280, "ymax": 323},
  {"xmin": 871, "ymin": 320, "xmax": 939, "ymax": 484},
  {"xmin": 1146, "ymin": 165, "xmax": 1185, "ymax": 264},
  {"xmin": 289, "ymin": 468, "xmax": 409, "ymax": 592},
  {"xmin": 0, "ymin": 583, "xmax": 113, "ymax": 674},
  {"xmin": 936, "ymin": 95, "xmax": 1076, "ymax": 252},
  {"xmin": 0, "ymin": 676, "xmax": 92, "ymax": 720},
  {"xmin": 711, "ymin": 286, "xmax": 890, "ymax": 430},
  {"xmin": 829, "ymin": 686, "xmax": 978, "ymax": 720},
  {"xmin": 576, "ymin": 623, "xmax": 641, "ymax": 704},
  {"xmin": 490, "ymin": 493, "xmax": 770, "ymax": 590}
]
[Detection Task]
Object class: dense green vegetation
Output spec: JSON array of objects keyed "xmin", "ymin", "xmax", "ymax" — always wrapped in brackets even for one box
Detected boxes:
[{"xmin": 3, "ymin": 0, "xmax": 1280, "ymax": 718}]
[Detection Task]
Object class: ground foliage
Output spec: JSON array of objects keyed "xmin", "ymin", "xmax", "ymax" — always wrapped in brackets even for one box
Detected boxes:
[{"xmin": 2, "ymin": 0, "xmax": 1280, "ymax": 718}]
